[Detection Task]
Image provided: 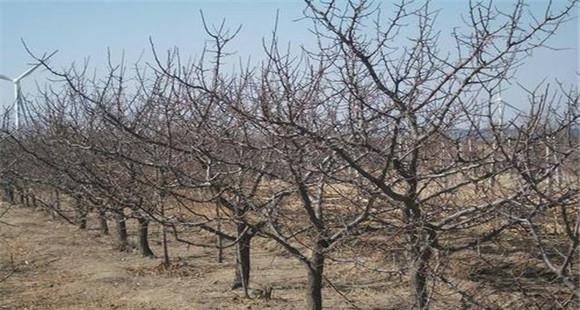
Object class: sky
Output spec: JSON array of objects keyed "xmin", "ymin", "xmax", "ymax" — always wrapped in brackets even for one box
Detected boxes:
[{"xmin": 0, "ymin": 0, "xmax": 578, "ymax": 116}]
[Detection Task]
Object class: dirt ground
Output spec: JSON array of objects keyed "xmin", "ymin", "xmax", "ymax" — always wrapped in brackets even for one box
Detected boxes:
[
  {"xmin": 0, "ymin": 205, "xmax": 408, "ymax": 310},
  {"xmin": 2, "ymin": 203, "xmax": 573, "ymax": 310}
]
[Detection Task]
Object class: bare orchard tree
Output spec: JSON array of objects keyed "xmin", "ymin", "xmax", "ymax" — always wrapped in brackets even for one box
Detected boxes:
[
  {"xmin": 141, "ymin": 19, "xmax": 381, "ymax": 308},
  {"xmin": 507, "ymin": 89, "xmax": 579, "ymax": 299},
  {"xmin": 9, "ymin": 1, "xmax": 577, "ymax": 309},
  {"xmin": 260, "ymin": 0, "xmax": 580, "ymax": 308},
  {"xmin": 24, "ymin": 26, "xmax": 274, "ymax": 295}
]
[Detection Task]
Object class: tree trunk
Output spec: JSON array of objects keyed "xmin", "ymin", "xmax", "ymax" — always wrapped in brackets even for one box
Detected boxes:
[
  {"xmin": 231, "ymin": 223, "xmax": 251, "ymax": 296},
  {"xmin": 2, "ymin": 183, "xmax": 14, "ymax": 203},
  {"xmin": 403, "ymin": 204, "xmax": 433, "ymax": 310},
  {"xmin": 98, "ymin": 210, "xmax": 109, "ymax": 235},
  {"xmin": 23, "ymin": 190, "xmax": 31, "ymax": 208},
  {"xmin": 7, "ymin": 187, "xmax": 14, "ymax": 203},
  {"xmin": 305, "ymin": 240, "xmax": 326, "ymax": 310},
  {"xmin": 19, "ymin": 189, "xmax": 25, "ymax": 205},
  {"xmin": 405, "ymin": 223, "xmax": 432, "ymax": 308},
  {"xmin": 137, "ymin": 216, "xmax": 155, "ymax": 257},
  {"xmin": 410, "ymin": 245, "xmax": 431, "ymax": 310},
  {"xmin": 115, "ymin": 210, "xmax": 129, "ymax": 251},
  {"xmin": 78, "ymin": 208, "xmax": 88, "ymax": 229},
  {"xmin": 31, "ymin": 194, "xmax": 38, "ymax": 209},
  {"xmin": 161, "ymin": 224, "xmax": 170, "ymax": 267},
  {"xmin": 216, "ymin": 223, "xmax": 223, "ymax": 263},
  {"xmin": 158, "ymin": 193, "xmax": 170, "ymax": 268},
  {"xmin": 77, "ymin": 198, "xmax": 88, "ymax": 230},
  {"xmin": 216, "ymin": 204, "xmax": 223, "ymax": 263},
  {"xmin": 51, "ymin": 189, "xmax": 61, "ymax": 220}
]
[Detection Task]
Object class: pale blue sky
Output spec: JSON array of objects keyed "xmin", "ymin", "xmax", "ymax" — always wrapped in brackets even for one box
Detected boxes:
[{"xmin": 0, "ymin": 0, "xmax": 578, "ymax": 112}]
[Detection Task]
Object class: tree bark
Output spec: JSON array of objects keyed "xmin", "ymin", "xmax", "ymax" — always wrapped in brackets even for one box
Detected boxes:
[
  {"xmin": 404, "ymin": 207, "xmax": 433, "ymax": 310},
  {"xmin": 115, "ymin": 210, "xmax": 129, "ymax": 251},
  {"xmin": 78, "ymin": 208, "xmax": 88, "ymax": 229},
  {"xmin": 18, "ymin": 188, "xmax": 25, "ymax": 205},
  {"xmin": 231, "ymin": 223, "xmax": 251, "ymax": 296},
  {"xmin": 98, "ymin": 210, "xmax": 109, "ymax": 235},
  {"xmin": 161, "ymin": 224, "xmax": 170, "ymax": 267},
  {"xmin": 23, "ymin": 190, "xmax": 31, "ymax": 208},
  {"xmin": 2, "ymin": 183, "xmax": 14, "ymax": 203},
  {"xmin": 137, "ymin": 216, "xmax": 154, "ymax": 257},
  {"xmin": 77, "ymin": 198, "xmax": 88, "ymax": 230},
  {"xmin": 410, "ymin": 244, "xmax": 431, "ymax": 310},
  {"xmin": 51, "ymin": 189, "xmax": 61, "ymax": 220},
  {"xmin": 31, "ymin": 194, "xmax": 38, "ymax": 209},
  {"xmin": 158, "ymin": 192, "xmax": 170, "ymax": 268},
  {"xmin": 305, "ymin": 240, "xmax": 326, "ymax": 310},
  {"xmin": 216, "ymin": 204, "xmax": 223, "ymax": 263}
]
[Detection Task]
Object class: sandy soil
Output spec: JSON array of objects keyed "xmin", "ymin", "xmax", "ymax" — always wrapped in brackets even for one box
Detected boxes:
[{"xmin": 0, "ymin": 205, "xmax": 403, "ymax": 310}]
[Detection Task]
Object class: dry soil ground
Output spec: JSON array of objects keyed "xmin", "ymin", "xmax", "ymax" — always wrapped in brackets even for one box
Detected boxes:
[
  {"xmin": 2, "ymin": 203, "xmax": 571, "ymax": 310},
  {"xmin": 0, "ymin": 205, "xmax": 405, "ymax": 310}
]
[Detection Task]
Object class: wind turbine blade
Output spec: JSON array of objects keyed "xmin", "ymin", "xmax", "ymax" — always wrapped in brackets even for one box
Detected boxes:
[
  {"xmin": 503, "ymin": 101, "xmax": 525, "ymax": 114},
  {"xmin": 43, "ymin": 49, "xmax": 59, "ymax": 61},
  {"xmin": 14, "ymin": 83, "xmax": 20, "ymax": 129},
  {"xmin": 13, "ymin": 50, "xmax": 58, "ymax": 82},
  {"xmin": 0, "ymin": 74, "xmax": 12, "ymax": 81},
  {"xmin": 14, "ymin": 62, "xmax": 42, "ymax": 82}
]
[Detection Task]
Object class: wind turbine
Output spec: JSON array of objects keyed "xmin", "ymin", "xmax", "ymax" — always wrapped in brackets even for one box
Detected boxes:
[
  {"xmin": 495, "ymin": 94, "xmax": 504, "ymax": 129},
  {"xmin": 0, "ymin": 50, "xmax": 58, "ymax": 129}
]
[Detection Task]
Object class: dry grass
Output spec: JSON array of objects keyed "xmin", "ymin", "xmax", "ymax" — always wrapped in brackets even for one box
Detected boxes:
[{"xmin": 1, "ymin": 199, "xmax": 577, "ymax": 309}]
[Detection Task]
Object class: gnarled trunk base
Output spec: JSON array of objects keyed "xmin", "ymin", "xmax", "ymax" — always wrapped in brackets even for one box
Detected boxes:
[
  {"xmin": 115, "ymin": 210, "xmax": 129, "ymax": 251},
  {"xmin": 99, "ymin": 210, "xmax": 109, "ymax": 235},
  {"xmin": 138, "ymin": 217, "xmax": 154, "ymax": 257},
  {"xmin": 231, "ymin": 225, "xmax": 251, "ymax": 295},
  {"xmin": 305, "ymin": 237, "xmax": 327, "ymax": 310}
]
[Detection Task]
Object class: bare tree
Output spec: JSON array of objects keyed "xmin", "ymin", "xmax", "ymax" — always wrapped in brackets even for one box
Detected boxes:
[{"xmin": 3, "ymin": 1, "xmax": 577, "ymax": 309}]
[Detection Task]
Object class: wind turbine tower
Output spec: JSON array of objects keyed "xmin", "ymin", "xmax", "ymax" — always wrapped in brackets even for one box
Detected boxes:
[
  {"xmin": 496, "ymin": 94, "xmax": 504, "ymax": 129},
  {"xmin": 0, "ymin": 51, "xmax": 57, "ymax": 129}
]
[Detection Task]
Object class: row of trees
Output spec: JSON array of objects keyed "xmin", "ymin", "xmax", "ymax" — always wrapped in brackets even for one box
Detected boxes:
[{"xmin": 1, "ymin": 1, "xmax": 578, "ymax": 309}]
